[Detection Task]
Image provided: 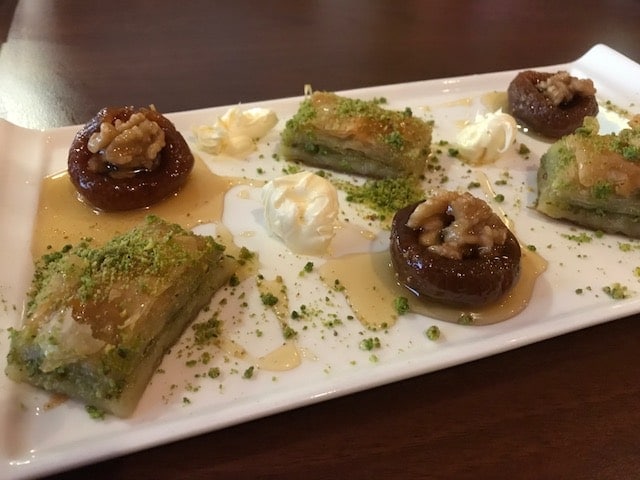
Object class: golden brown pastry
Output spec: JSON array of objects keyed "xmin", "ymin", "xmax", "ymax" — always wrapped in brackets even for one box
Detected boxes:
[
  {"xmin": 6, "ymin": 216, "xmax": 237, "ymax": 417},
  {"xmin": 536, "ymin": 116, "xmax": 640, "ymax": 237},
  {"xmin": 280, "ymin": 91, "xmax": 432, "ymax": 178}
]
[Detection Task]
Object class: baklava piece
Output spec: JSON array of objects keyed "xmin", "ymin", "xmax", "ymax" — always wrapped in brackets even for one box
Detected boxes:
[
  {"xmin": 6, "ymin": 216, "xmax": 237, "ymax": 417},
  {"xmin": 536, "ymin": 116, "xmax": 640, "ymax": 237},
  {"xmin": 280, "ymin": 91, "xmax": 432, "ymax": 178}
]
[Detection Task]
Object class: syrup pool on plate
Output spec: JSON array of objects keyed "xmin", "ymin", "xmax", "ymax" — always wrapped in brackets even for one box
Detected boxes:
[
  {"xmin": 31, "ymin": 157, "xmax": 245, "ymax": 258},
  {"xmin": 320, "ymin": 248, "xmax": 546, "ymax": 328}
]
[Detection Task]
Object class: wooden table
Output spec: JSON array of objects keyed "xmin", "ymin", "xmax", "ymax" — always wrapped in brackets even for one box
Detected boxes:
[{"xmin": 2, "ymin": 1, "xmax": 640, "ymax": 478}]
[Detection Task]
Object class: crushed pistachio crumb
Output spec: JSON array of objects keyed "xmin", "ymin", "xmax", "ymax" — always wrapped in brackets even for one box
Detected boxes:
[
  {"xmin": 562, "ymin": 232, "xmax": 592, "ymax": 243},
  {"xmin": 300, "ymin": 261, "xmax": 314, "ymax": 275},
  {"xmin": 359, "ymin": 337, "xmax": 381, "ymax": 351},
  {"xmin": 335, "ymin": 176, "xmax": 425, "ymax": 223},
  {"xmin": 602, "ymin": 283, "xmax": 630, "ymax": 300},
  {"xmin": 283, "ymin": 325, "xmax": 298, "ymax": 339},
  {"xmin": 192, "ymin": 316, "xmax": 222, "ymax": 345},
  {"xmin": 393, "ymin": 296, "xmax": 410, "ymax": 315},
  {"xmin": 425, "ymin": 325, "xmax": 441, "ymax": 341},
  {"xmin": 238, "ymin": 246, "xmax": 255, "ymax": 265},
  {"xmin": 85, "ymin": 405, "xmax": 106, "ymax": 420},
  {"xmin": 260, "ymin": 292, "xmax": 278, "ymax": 306}
]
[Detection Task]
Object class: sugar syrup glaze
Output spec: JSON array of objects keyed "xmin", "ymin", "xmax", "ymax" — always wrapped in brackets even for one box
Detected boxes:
[{"xmin": 32, "ymin": 157, "xmax": 242, "ymax": 257}]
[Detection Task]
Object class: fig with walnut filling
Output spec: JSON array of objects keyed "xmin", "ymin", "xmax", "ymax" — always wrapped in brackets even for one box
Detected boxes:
[
  {"xmin": 508, "ymin": 70, "xmax": 598, "ymax": 139},
  {"xmin": 68, "ymin": 106, "xmax": 194, "ymax": 211},
  {"xmin": 390, "ymin": 191, "xmax": 521, "ymax": 307}
]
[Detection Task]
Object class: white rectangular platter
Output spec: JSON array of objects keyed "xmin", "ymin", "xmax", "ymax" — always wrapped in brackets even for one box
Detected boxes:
[{"xmin": 1, "ymin": 44, "xmax": 639, "ymax": 479}]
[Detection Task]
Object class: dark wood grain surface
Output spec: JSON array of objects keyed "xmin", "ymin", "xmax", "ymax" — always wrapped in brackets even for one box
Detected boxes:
[{"xmin": 2, "ymin": 1, "xmax": 640, "ymax": 478}]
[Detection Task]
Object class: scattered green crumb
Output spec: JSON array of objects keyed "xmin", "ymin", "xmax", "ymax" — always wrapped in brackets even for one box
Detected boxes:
[
  {"xmin": 467, "ymin": 181, "xmax": 481, "ymax": 189},
  {"xmin": 618, "ymin": 242, "xmax": 640, "ymax": 252},
  {"xmin": 369, "ymin": 354, "xmax": 379, "ymax": 363},
  {"xmin": 425, "ymin": 325, "xmax": 441, "ymax": 341},
  {"xmin": 359, "ymin": 337, "xmax": 381, "ymax": 351},
  {"xmin": 283, "ymin": 325, "xmax": 298, "ymax": 339},
  {"xmin": 334, "ymin": 176, "xmax": 425, "ymax": 223},
  {"xmin": 192, "ymin": 316, "xmax": 222, "ymax": 345},
  {"xmin": 447, "ymin": 147, "xmax": 460, "ymax": 157},
  {"xmin": 393, "ymin": 296, "xmax": 410, "ymax": 315},
  {"xmin": 603, "ymin": 99, "xmax": 630, "ymax": 117},
  {"xmin": 282, "ymin": 163, "xmax": 301, "ymax": 175},
  {"xmin": 243, "ymin": 366, "xmax": 255, "ymax": 379},
  {"xmin": 575, "ymin": 288, "xmax": 584, "ymax": 294},
  {"xmin": 85, "ymin": 405, "xmax": 106, "ymax": 420},
  {"xmin": 299, "ymin": 261, "xmax": 314, "ymax": 275},
  {"xmin": 260, "ymin": 292, "xmax": 279, "ymax": 306},
  {"xmin": 494, "ymin": 193, "xmax": 505, "ymax": 203},
  {"xmin": 182, "ymin": 397, "xmax": 191, "ymax": 405},
  {"xmin": 237, "ymin": 246, "xmax": 256, "ymax": 265},
  {"xmin": 562, "ymin": 232, "xmax": 592, "ymax": 243},
  {"xmin": 602, "ymin": 283, "xmax": 630, "ymax": 300},
  {"xmin": 526, "ymin": 244, "xmax": 537, "ymax": 252}
]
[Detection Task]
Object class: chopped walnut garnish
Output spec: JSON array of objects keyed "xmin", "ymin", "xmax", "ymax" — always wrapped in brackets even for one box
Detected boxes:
[
  {"xmin": 88, "ymin": 112, "xmax": 166, "ymax": 172},
  {"xmin": 537, "ymin": 71, "xmax": 596, "ymax": 106},
  {"xmin": 407, "ymin": 191, "xmax": 508, "ymax": 260}
]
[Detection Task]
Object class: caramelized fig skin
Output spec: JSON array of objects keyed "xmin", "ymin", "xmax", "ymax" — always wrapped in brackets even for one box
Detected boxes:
[
  {"xmin": 67, "ymin": 106, "xmax": 194, "ymax": 211},
  {"xmin": 389, "ymin": 202, "xmax": 521, "ymax": 307},
  {"xmin": 507, "ymin": 70, "xmax": 598, "ymax": 139}
]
